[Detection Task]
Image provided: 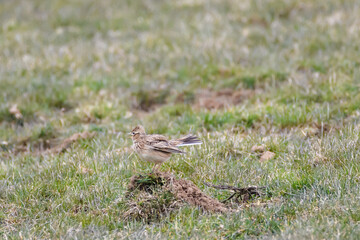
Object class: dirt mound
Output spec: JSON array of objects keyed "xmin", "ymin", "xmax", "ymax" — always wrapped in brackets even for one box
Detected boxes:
[
  {"xmin": 195, "ymin": 88, "xmax": 254, "ymax": 110},
  {"xmin": 49, "ymin": 131, "xmax": 96, "ymax": 154},
  {"xmin": 123, "ymin": 172, "xmax": 228, "ymax": 221},
  {"xmin": 6, "ymin": 131, "xmax": 96, "ymax": 155},
  {"xmin": 131, "ymin": 88, "xmax": 170, "ymax": 112},
  {"xmin": 301, "ymin": 122, "xmax": 335, "ymax": 137},
  {"xmin": 128, "ymin": 172, "xmax": 228, "ymax": 213}
]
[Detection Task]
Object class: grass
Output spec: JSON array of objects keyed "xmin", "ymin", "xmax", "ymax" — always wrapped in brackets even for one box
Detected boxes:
[{"xmin": 1, "ymin": 0, "xmax": 360, "ymax": 238}]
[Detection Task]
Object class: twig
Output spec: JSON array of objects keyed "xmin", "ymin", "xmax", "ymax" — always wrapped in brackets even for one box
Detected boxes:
[{"xmin": 204, "ymin": 182, "xmax": 265, "ymax": 203}]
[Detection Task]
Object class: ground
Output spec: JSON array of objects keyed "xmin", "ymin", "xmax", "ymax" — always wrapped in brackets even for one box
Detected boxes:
[{"xmin": 1, "ymin": 0, "xmax": 360, "ymax": 239}]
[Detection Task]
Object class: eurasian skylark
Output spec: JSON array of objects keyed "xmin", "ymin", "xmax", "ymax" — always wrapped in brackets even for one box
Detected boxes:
[{"xmin": 130, "ymin": 125, "xmax": 202, "ymax": 171}]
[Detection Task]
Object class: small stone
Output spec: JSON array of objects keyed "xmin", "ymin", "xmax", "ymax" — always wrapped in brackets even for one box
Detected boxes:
[
  {"xmin": 301, "ymin": 127, "xmax": 318, "ymax": 137},
  {"xmin": 78, "ymin": 165, "xmax": 93, "ymax": 174},
  {"xmin": 124, "ymin": 111, "xmax": 133, "ymax": 119},
  {"xmin": 9, "ymin": 104, "xmax": 23, "ymax": 119},
  {"xmin": 251, "ymin": 145, "xmax": 266, "ymax": 153},
  {"xmin": 259, "ymin": 151, "xmax": 275, "ymax": 162}
]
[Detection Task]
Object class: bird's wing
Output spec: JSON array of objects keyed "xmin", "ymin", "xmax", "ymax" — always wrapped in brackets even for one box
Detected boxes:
[
  {"xmin": 151, "ymin": 142, "xmax": 185, "ymax": 154},
  {"xmin": 148, "ymin": 134, "xmax": 168, "ymax": 141},
  {"xmin": 146, "ymin": 135, "xmax": 185, "ymax": 154}
]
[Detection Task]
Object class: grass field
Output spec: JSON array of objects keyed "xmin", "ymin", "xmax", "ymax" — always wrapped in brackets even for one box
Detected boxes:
[{"xmin": 1, "ymin": 0, "xmax": 360, "ymax": 239}]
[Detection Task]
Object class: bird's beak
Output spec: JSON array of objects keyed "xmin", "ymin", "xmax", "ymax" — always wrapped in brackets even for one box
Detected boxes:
[{"xmin": 128, "ymin": 132, "xmax": 132, "ymax": 137}]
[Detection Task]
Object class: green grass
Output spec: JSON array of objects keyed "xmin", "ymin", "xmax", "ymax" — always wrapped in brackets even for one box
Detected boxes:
[{"xmin": 1, "ymin": 0, "xmax": 360, "ymax": 239}]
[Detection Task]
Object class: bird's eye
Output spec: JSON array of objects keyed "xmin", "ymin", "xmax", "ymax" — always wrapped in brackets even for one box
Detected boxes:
[{"xmin": 131, "ymin": 132, "xmax": 135, "ymax": 135}]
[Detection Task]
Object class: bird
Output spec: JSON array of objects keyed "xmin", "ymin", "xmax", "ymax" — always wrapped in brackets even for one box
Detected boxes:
[{"xmin": 129, "ymin": 125, "xmax": 202, "ymax": 172}]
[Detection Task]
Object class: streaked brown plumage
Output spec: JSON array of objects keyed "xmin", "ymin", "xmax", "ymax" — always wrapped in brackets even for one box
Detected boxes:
[{"xmin": 130, "ymin": 125, "xmax": 202, "ymax": 171}]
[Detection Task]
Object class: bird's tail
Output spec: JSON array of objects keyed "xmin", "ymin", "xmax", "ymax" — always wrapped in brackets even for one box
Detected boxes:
[{"xmin": 171, "ymin": 135, "xmax": 202, "ymax": 147}]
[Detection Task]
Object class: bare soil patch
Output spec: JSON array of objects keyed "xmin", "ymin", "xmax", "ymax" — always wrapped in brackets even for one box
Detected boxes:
[
  {"xmin": 8, "ymin": 131, "xmax": 96, "ymax": 155},
  {"xmin": 49, "ymin": 131, "xmax": 96, "ymax": 154},
  {"xmin": 131, "ymin": 89, "xmax": 170, "ymax": 112},
  {"xmin": 130, "ymin": 87, "xmax": 255, "ymax": 114},
  {"xmin": 301, "ymin": 122, "xmax": 335, "ymax": 137},
  {"xmin": 194, "ymin": 88, "xmax": 255, "ymax": 110}
]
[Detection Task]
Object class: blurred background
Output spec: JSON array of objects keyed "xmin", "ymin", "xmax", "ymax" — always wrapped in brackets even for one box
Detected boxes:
[{"xmin": 1, "ymin": 0, "xmax": 359, "ymax": 137}]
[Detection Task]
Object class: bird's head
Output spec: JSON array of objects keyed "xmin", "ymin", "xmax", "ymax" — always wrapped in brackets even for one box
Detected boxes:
[{"xmin": 129, "ymin": 125, "xmax": 146, "ymax": 140}]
